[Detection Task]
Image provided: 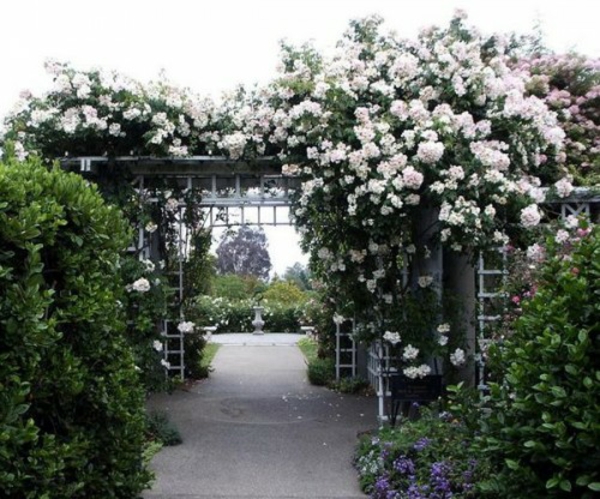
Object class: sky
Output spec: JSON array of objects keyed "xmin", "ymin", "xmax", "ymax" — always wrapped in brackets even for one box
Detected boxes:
[{"xmin": 1, "ymin": 0, "xmax": 599, "ymax": 275}]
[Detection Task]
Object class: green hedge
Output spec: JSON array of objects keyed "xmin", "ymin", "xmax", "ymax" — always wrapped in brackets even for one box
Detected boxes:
[
  {"xmin": 187, "ymin": 295, "xmax": 308, "ymax": 333},
  {"xmin": 478, "ymin": 223, "xmax": 600, "ymax": 497},
  {"xmin": 0, "ymin": 158, "xmax": 151, "ymax": 498}
]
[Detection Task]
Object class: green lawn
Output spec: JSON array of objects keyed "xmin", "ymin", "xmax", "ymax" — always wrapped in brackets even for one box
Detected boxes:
[
  {"xmin": 297, "ymin": 336, "xmax": 318, "ymax": 363},
  {"xmin": 201, "ymin": 342, "xmax": 220, "ymax": 372}
]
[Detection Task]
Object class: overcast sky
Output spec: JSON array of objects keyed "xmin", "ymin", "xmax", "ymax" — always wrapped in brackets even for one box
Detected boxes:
[{"xmin": 1, "ymin": 0, "xmax": 599, "ymax": 275}]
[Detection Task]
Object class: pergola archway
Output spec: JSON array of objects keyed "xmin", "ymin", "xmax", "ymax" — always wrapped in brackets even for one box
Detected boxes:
[
  {"xmin": 59, "ymin": 156, "xmax": 600, "ymax": 421},
  {"xmin": 59, "ymin": 156, "xmax": 309, "ymax": 378}
]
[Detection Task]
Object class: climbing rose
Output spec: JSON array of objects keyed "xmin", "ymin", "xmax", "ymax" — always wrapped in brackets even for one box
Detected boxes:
[
  {"xmin": 177, "ymin": 321, "xmax": 195, "ymax": 333},
  {"xmin": 403, "ymin": 364, "xmax": 432, "ymax": 379},
  {"xmin": 520, "ymin": 204, "xmax": 542, "ymax": 228},
  {"xmin": 450, "ymin": 348, "xmax": 466, "ymax": 367},
  {"xmin": 383, "ymin": 331, "xmax": 401, "ymax": 345},
  {"xmin": 131, "ymin": 277, "xmax": 151, "ymax": 293}
]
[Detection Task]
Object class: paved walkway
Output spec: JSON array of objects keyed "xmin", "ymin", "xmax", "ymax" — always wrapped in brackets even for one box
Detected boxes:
[
  {"xmin": 144, "ymin": 334, "xmax": 373, "ymax": 498},
  {"xmin": 210, "ymin": 333, "xmax": 306, "ymax": 346}
]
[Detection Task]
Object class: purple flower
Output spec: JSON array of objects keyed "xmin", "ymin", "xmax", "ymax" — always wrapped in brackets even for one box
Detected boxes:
[
  {"xmin": 413, "ymin": 437, "xmax": 432, "ymax": 452},
  {"xmin": 407, "ymin": 483, "xmax": 429, "ymax": 499},
  {"xmin": 372, "ymin": 473, "xmax": 398, "ymax": 499},
  {"xmin": 430, "ymin": 461, "xmax": 453, "ymax": 498},
  {"xmin": 394, "ymin": 455, "xmax": 416, "ymax": 475}
]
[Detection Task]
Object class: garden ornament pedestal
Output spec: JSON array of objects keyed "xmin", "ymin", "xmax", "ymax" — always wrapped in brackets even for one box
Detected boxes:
[
  {"xmin": 300, "ymin": 325, "xmax": 315, "ymax": 338},
  {"xmin": 202, "ymin": 326, "xmax": 217, "ymax": 341},
  {"xmin": 252, "ymin": 306, "xmax": 265, "ymax": 335}
]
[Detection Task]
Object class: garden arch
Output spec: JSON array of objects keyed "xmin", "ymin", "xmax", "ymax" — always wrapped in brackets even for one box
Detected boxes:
[
  {"xmin": 58, "ymin": 156, "xmax": 600, "ymax": 420},
  {"xmin": 59, "ymin": 156, "xmax": 600, "ymax": 420},
  {"xmin": 59, "ymin": 156, "xmax": 323, "ymax": 377}
]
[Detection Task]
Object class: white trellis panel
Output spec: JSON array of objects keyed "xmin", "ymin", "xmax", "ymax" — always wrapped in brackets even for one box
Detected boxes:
[
  {"xmin": 367, "ymin": 340, "xmax": 397, "ymax": 422},
  {"xmin": 161, "ymin": 319, "xmax": 185, "ymax": 380},
  {"xmin": 335, "ymin": 319, "xmax": 357, "ymax": 380},
  {"xmin": 561, "ymin": 202, "xmax": 590, "ymax": 219},
  {"xmin": 476, "ymin": 251, "xmax": 507, "ymax": 391}
]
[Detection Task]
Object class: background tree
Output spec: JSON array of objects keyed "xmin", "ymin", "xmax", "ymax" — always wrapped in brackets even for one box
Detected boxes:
[
  {"xmin": 211, "ymin": 274, "xmax": 266, "ymax": 301},
  {"xmin": 215, "ymin": 225, "xmax": 272, "ymax": 279},
  {"xmin": 283, "ymin": 262, "xmax": 312, "ymax": 290},
  {"xmin": 263, "ymin": 279, "xmax": 307, "ymax": 305}
]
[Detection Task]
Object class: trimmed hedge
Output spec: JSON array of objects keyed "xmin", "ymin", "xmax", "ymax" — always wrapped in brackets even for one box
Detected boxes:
[
  {"xmin": 188, "ymin": 295, "xmax": 305, "ymax": 333},
  {"xmin": 478, "ymin": 223, "xmax": 600, "ymax": 497},
  {"xmin": 0, "ymin": 158, "xmax": 152, "ymax": 498}
]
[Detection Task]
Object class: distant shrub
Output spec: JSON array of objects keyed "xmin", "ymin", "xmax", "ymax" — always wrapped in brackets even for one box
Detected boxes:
[
  {"xmin": 0, "ymin": 158, "xmax": 151, "ymax": 498},
  {"xmin": 262, "ymin": 280, "xmax": 307, "ymax": 305},
  {"xmin": 212, "ymin": 273, "xmax": 266, "ymax": 301},
  {"xmin": 188, "ymin": 295, "xmax": 306, "ymax": 333}
]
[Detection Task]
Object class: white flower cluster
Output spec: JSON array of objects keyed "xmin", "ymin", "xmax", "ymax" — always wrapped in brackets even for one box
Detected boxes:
[
  {"xmin": 333, "ymin": 313, "xmax": 345, "ymax": 325},
  {"xmin": 437, "ymin": 323, "xmax": 450, "ymax": 346},
  {"xmin": 6, "ymin": 60, "xmax": 218, "ymax": 159},
  {"xmin": 402, "ymin": 344, "xmax": 419, "ymax": 361},
  {"xmin": 520, "ymin": 204, "xmax": 542, "ymax": 228},
  {"xmin": 249, "ymin": 12, "xmax": 567, "ymax": 308},
  {"xmin": 141, "ymin": 259, "xmax": 155, "ymax": 272},
  {"xmin": 130, "ymin": 277, "xmax": 150, "ymax": 293},
  {"xmin": 450, "ymin": 348, "xmax": 466, "ymax": 367},
  {"xmin": 383, "ymin": 331, "xmax": 401, "ymax": 345},
  {"xmin": 403, "ymin": 364, "xmax": 432, "ymax": 379},
  {"xmin": 177, "ymin": 321, "xmax": 195, "ymax": 333}
]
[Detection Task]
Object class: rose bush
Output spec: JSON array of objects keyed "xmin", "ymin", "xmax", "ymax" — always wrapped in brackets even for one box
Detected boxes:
[{"xmin": 244, "ymin": 12, "xmax": 572, "ymax": 372}]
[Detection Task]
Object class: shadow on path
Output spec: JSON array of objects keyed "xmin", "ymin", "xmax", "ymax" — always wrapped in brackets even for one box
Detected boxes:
[{"xmin": 143, "ymin": 337, "xmax": 374, "ymax": 498}]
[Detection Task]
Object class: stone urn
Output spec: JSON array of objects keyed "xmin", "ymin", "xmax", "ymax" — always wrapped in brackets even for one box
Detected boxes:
[{"xmin": 252, "ymin": 306, "xmax": 265, "ymax": 335}]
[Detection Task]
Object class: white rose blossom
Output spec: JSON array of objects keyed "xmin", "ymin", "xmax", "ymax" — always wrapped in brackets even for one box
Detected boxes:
[
  {"xmin": 403, "ymin": 364, "xmax": 432, "ymax": 379},
  {"xmin": 131, "ymin": 278, "xmax": 151, "ymax": 293},
  {"xmin": 450, "ymin": 348, "xmax": 466, "ymax": 367},
  {"xmin": 177, "ymin": 321, "xmax": 195, "ymax": 333},
  {"xmin": 383, "ymin": 331, "xmax": 401, "ymax": 345},
  {"xmin": 333, "ymin": 313, "xmax": 345, "ymax": 325},
  {"xmin": 402, "ymin": 344, "xmax": 419, "ymax": 361},
  {"xmin": 554, "ymin": 177, "xmax": 574, "ymax": 198},
  {"xmin": 520, "ymin": 204, "xmax": 542, "ymax": 228}
]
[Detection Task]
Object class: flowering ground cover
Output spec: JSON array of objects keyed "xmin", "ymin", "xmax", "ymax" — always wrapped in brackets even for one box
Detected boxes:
[{"xmin": 355, "ymin": 406, "xmax": 490, "ymax": 498}]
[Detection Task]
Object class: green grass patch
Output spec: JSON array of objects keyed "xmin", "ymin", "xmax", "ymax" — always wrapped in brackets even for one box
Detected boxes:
[
  {"xmin": 297, "ymin": 337, "xmax": 318, "ymax": 362},
  {"xmin": 142, "ymin": 440, "xmax": 163, "ymax": 465},
  {"xmin": 201, "ymin": 342, "xmax": 220, "ymax": 372}
]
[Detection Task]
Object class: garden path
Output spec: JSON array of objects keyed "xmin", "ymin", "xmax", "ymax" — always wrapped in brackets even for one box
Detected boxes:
[{"xmin": 144, "ymin": 334, "xmax": 372, "ymax": 498}]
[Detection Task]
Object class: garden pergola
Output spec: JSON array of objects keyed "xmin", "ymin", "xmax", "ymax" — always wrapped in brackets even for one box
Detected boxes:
[
  {"xmin": 59, "ymin": 155, "xmax": 600, "ymax": 421},
  {"xmin": 59, "ymin": 156, "xmax": 362, "ymax": 381}
]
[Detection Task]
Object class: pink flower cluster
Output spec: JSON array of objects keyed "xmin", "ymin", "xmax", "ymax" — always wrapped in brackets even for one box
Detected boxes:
[{"xmin": 517, "ymin": 53, "xmax": 600, "ymax": 186}]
